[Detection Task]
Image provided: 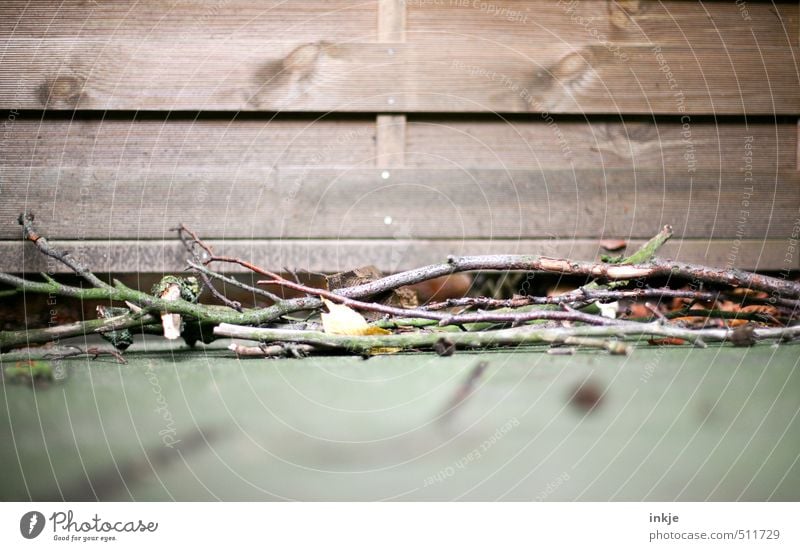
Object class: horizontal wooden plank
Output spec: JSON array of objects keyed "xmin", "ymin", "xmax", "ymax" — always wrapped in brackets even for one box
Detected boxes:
[
  {"xmin": 1, "ymin": 238, "xmax": 795, "ymax": 274},
  {"xmin": 0, "ymin": 118, "xmax": 377, "ymax": 168},
  {"xmin": 0, "ymin": 1, "xmax": 377, "ymax": 41},
  {"xmin": 408, "ymin": 1, "xmax": 798, "ymax": 48},
  {"xmin": 1, "ymin": 40, "xmax": 796, "ymax": 114},
  {"xmin": 2, "ymin": 1, "xmax": 793, "ymax": 48},
  {"xmin": 5, "ymin": 117, "xmax": 791, "ymax": 172},
  {"xmin": 1, "ymin": 168, "xmax": 797, "ymax": 240},
  {"xmin": 406, "ymin": 119, "xmax": 798, "ymax": 170}
]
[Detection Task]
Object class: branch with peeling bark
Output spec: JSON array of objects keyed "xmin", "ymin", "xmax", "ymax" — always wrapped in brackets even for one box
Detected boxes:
[
  {"xmin": 214, "ymin": 322, "xmax": 800, "ymax": 354},
  {"xmin": 215, "ymin": 323, "xmax": 633, "ymax": 354}
]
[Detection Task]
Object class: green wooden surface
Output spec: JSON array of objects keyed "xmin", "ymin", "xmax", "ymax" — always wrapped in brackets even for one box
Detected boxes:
[{"xmin": 1, "ymin": 341, "xmax": 799, "ymax": 501}]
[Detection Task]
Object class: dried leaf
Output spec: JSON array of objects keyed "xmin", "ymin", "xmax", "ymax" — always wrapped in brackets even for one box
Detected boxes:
[
  {"xmin": 740, "ymin": 304, "xmax": 779, "ymax": 318},
  {"xmin": 325, "ymin": 266, "xmax": 383, "ymax": 291},
  {"xmin": 626, "ymin": 303, "xmax": 651, "ymax": 318},
  {"xmin": 363, "ymin": 326, "xmax": 392, "ymax": 336},
  {"xmin": 648, "ymin": 337, "xmax": 686, "ymax": 346},
  {"xmin": 729, "ymin": 288, "xmax": 769, "ymax": 299},
  {"xmin": 320, "ymin": 299, "xmax": 390, "ymax": 336}
]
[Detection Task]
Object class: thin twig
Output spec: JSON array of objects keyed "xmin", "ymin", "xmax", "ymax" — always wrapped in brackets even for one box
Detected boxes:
[
  {"xmin": 0, "ymin": 310, "xmax": 160, "ymax": 351},
  {"xmin": 644, "ymin": 302, "xmax": 668, "ymax": 322},
  {"xmin": 228, "ymin": 342, "xmax": 315, "ymax": 358},
  {"xmin": 423, "ymin": 288, "xmax": 723, "ymax": 310},
  {"xmin": 18, "ymin": 212, "xmax": 112, "ymax": 290},
  {"xmin": 86, "ymin": 346, "xmax": 128, "ymax": 364},
  {"xmin": 441, "ymin": 361, "xmax": 489, "ymax": 419},
  {"xmin": 259, "ymin": 275, "xmax": 625, "ymax": 327},
  {"xmin": 176, "ymin": 224, "xmax": 243, "ymax": 311},
  {"xmin": 7, "ymin": 219, "xmax": 799, "ymax": 337},
  {"xmin": 187, "ymin": 261, "xmax": 283, "ymax": 303},
  {"xmin": 335, "ymin": 255, "xmax": 800, "ymax": 301},
  {"xmin": 0, "ymin": 345, "xmax": 127, "ymax": 364}
]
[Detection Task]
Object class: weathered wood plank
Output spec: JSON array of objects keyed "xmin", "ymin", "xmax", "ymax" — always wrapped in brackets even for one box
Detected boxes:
[
  {"xmin": 2, "ymin": 1, "xmax": 793, "ymax": 48},
  {"xmin": 1, "ymin": 40, "xmax": 796, "ymax": 113},
  {"xmin": 0, "ymin": 117, "xmax": 376, "ymax": 168},
  {"xmin": 3, "ymin": 117, "xmax": 793, "ymax": 171},
  {"xmin": 406, "ymin": 118, "xmax": 798, "ymax": 170},
  {"xmin": 2, "ymin": 238, "xmax": 795, "ymax": 274},
  {"xmin": 408, "ymin": 1, "xmax": 798, "ymax": 48},
  {"xmin": 1, "ymin": 168, "xmax": 797, "ymax": 240},
  {"xmin": 0, "ymin": 1, "xmax": 378, "ymax": 41}
]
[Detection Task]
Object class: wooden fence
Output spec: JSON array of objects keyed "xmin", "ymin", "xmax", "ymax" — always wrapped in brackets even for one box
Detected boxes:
[{"xmin": 1, "ymin": 0, "xmax": 798, "ymax": 273}]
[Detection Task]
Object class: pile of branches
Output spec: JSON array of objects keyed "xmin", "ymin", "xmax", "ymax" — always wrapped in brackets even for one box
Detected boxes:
[{"xmin": 1, "ymin": 213, "xmax": 799, "ymax": 365}]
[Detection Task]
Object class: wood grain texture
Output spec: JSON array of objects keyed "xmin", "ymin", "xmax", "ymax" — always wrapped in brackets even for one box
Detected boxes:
[
  {"xmin": 376, "ymin": 114, "xmax": 406, "ymax": 166},
  {"xmin": 407, "ymin": 0, "xmax": 798, "ymax": 48},
  {"xmin": 2, "ymin": 237, "xmax": 794, "ymax": 274},
  {"xmin": 1, "ymin": 39, "xmax": 796, "ymax": 114},
  {"xmin": 0, "ymin": 117, "xmax": 376, "ymax": 168},
  {"xmin": 406, "ymin": 118, "xmax": 798, "ymax": 170},
  {"xmin": 0, "ymin": 1, "xmax": 378, "ymax": 41},
  {"xmin": 2, "ymin": 168, "xmax": 797, "ymax": 240},
  {"xmin": 2, "ymin": 1, "xmax": 793, "ymax": 46},
  {"xmin": 3, "ymin": 117, "xmax": 793, "ymax": 171},
  {"xmin": 378, "ymin": 0, "xmax": 406, "ymax": 42}
]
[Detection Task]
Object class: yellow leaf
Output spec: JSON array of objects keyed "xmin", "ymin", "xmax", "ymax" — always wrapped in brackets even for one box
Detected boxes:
[
  {"xmin": 363, "ymin": 325, "xmax": 391, "ymax": 336},
  {"xmin": 368, "ymin": 347, "xmax": 401, "ymax": 355},
  {"xmin": 321, "ymin": 299, "xmax": 390, "ymax": 336}
]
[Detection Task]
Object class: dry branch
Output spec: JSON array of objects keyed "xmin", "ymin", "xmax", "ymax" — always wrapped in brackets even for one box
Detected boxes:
[
  {"xmin": 214, "ymin": 322, "xmax": 800, "ymax": 354},
  {"xmin": 214, "ymin": 323, "xmax": 633, "ymax": 354},
  {"xmin": 257, "ymin": 274, "xmax": 626, "ymax": 327},
  {"xmin": 2, "ymin": 215, "xmax": 798, "ymax": 358}
]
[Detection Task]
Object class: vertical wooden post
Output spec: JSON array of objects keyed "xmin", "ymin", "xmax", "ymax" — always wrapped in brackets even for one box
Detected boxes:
[
  {"xmin": 376, "ymin": 0, "xmax": 406, "ymax": 168},
  {"xmin": 378, "ymin": 0, "xmax": 406, "ymax": 42}
]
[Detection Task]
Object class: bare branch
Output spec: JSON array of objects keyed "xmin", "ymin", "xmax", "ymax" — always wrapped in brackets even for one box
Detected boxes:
[
  {"xmin": 214, "ymin": 323, "xmax": 633, "ymax": 354},
  {"xmin": 18, "ymin": 212, "xmax": 112, "ymax": 290},
  {"xmin": 259, "ymin": 275, "xmax": 625, "ymax": 327},
  {"xmin": 214, "ymin": 322, "xmax": 800, "ymax": 354}
]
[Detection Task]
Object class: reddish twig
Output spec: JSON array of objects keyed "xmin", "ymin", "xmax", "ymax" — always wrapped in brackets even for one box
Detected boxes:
[
  {"xmin": 423, "ymin": 288, "xmax": 723, "ymax": 310},
  {"xmin": 644, "ymin": 302, "xmax": 668, "ymax": 322},
  {"xmin": 258, "ymin": 275, "xmax": 628, "ymax": 327},
  {"xmin": 86, "ymin": 346, "xmax": 128, "ymax": 364},
  {"xmin": 176, "ymin": 224, "xmax": 281, "ymax": 304},
  {"xmin": 440, "ymin": 361, "xmax": 489, "ymax": 420}
]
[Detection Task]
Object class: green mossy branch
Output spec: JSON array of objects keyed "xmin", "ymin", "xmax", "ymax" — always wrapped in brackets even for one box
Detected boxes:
[{"xmin": 214, "ymin": 322, "xmax": 800, "ymax": 354}]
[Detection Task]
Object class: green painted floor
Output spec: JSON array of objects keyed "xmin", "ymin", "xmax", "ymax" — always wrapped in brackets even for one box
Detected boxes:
[{"xmin": 2, "ymin": 339, "xmax": 799, "ymax": 501}]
